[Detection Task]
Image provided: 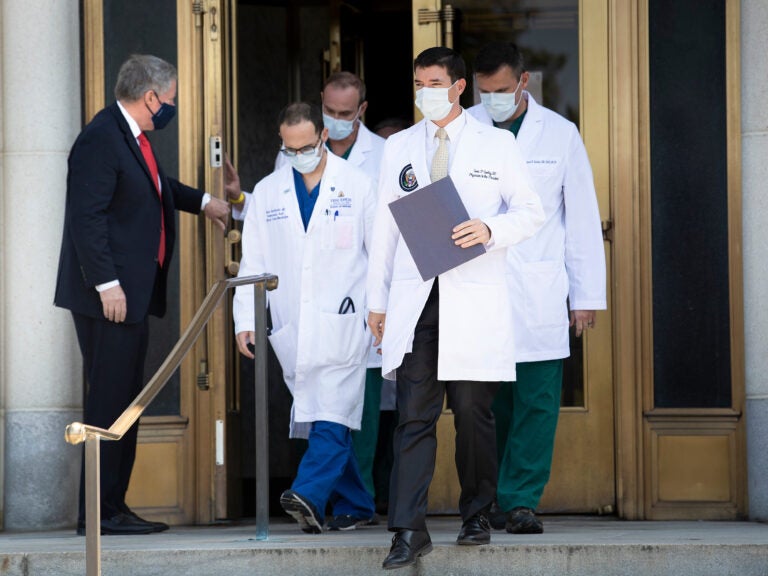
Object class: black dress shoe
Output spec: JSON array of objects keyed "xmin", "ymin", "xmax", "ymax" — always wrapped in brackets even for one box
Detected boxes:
[
  {"xmin": 382, "ymin": 529, "xmax": 433, "ymax": 570},
  {"xmin": 488, "ymin": 501, "xmax": 506, "ymax": 530},
  {"xmin": 77, "ymin": 513, "xmax": 155, "ymax": 536},
  {"xmin": 120, "ymin": 506, "xmax": 169, "ymax": 532},
  {"xmin": 457, "ymin": 513, "xmax": 491, "ymax": 545}
]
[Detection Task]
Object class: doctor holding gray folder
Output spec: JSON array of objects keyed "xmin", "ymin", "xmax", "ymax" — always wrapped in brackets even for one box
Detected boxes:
[{"xmin": 366, "ymin": 46, "xmax": 544, "ymax": 570}]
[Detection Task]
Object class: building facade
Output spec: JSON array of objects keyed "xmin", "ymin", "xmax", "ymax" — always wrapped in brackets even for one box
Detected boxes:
[{"xmin": 0, "ymin": 0, "xmax": 766, "ymax": 530}]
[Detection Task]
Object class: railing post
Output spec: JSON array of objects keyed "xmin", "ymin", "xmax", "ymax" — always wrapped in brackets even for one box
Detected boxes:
[
  {"xmin": 85, "ymin": 435, "xmax": 101, "ymax": 576},
  {"xmin": 253, "ymin": 280, "xmax": 270, "ymax": 540}
]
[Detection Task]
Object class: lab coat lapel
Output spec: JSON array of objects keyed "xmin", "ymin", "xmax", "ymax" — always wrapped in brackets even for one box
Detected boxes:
[
  {"xmin": 516, "ymin": 93, "xmax": 544, "ymax": 152},
  {"xmin": 407, "ymin": 120, "xmax": 431, "ymax": 192},
  {"xmin": 277, "ymin": 165, "xmax": 306, "ymax": 235},
  {"xmin": 305, "ymin": 151, "xmax": 338, "ymax": 235}
]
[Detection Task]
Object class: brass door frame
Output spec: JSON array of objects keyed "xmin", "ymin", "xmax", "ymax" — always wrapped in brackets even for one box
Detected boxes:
[{"xmin": 177, "ymin": 0, "xmax": 234, "ymax": 524}]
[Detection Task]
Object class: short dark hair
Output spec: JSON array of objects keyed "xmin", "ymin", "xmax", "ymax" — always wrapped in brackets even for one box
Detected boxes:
[
  {"xmin": 414, "ymin": 46, "xmax": 467, "ymax": 83},
  {"xmin": 278, "ymin": 102, "xmax": 324, "ymax": 134},
  {"xmin": 323, "ymin": 71, "xmax": 366, "ymax": 104},
  {"xmin": 474, "ymin": 42, "xmax": 526, "ymax": 79}
]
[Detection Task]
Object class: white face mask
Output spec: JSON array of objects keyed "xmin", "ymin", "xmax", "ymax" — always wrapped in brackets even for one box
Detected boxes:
[
  {"xmin": 323, "ymin": 111, "xmax": 359, "ymax": 140},
  {"xmin": 287, "ymin": 141, "xmax": 323, "ymax": 174},
  {"xmin": 415, "ymin": 81, "xmax": 458, "ymax": 122},
  {"xmin": 480, "ymin": 80, "xmax": 523, "ymax": 123}
]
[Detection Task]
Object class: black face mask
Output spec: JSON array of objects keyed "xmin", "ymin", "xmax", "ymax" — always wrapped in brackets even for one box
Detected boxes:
[{"xmin": 146, "ymin": 91, "xmax": 176, "ymax": 130}]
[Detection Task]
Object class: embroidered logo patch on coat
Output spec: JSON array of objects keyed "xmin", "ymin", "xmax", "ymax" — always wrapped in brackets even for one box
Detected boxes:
[{"xmin": 399, "ymin": 164, "xmax": 418, "ymax": 192}]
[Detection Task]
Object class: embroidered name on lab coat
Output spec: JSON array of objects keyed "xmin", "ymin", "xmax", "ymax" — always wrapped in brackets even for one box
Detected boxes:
[
  {"xmin": 329, "ymin": 197, "xmax": 353, "ymax": 210},
  {"xmin": 266, "ymin": 207, "xmax": 288, "ymax": 222},
  {"xmin": 469, "ymin": 168, "xmax": 499, "ymax": 180}
]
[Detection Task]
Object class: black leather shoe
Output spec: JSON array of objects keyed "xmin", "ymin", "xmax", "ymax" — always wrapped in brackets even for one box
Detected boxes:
[
  {"xmin": 120, "ymin": 505, "xmax": 169, "ymax": 533},
  {"xmin": 457, "ymin": 513, "xmax": 491, "ymax": 545},
  {"xmin": 382, "ymin": 529, "xmax": 433, "ymax": 570},
  {"xmin": 506, "ymin": 507, "xmax": 543, "ymax": 534},
  {"xmin": 488, "ymin": 501, "xmax": 506, "ymax": 530},
  {"xmin": 76, "ymin": 513, "xmax": 155, "ymax": 536}
]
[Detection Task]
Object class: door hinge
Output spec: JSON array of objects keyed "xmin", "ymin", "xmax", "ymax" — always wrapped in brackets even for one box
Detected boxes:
[
  {"xmin": 417, "ymin": 4, "xmax": 456, "ymax": 48},
  {"xmin": 197, "ymin": 359, "xmax": 210, "ymax": 391},
  {"xmin": 602, "ymin": 219, "xmax": 613, "ymax": 243},
  {"xmin": 417, "ymin": 4, "xmax": 456, "ymax": 25}
]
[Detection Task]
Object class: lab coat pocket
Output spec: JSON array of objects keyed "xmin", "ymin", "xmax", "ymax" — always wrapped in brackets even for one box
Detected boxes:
[
  {"xmin": 523, "ymin": 260, "xmax": 568, "ymax": 328},
  {"xmin": 334, "ymin": 216, "xmax": 355, "ymax": 249},
  {"xmin": 320, "ymin": 216, "xmax": 355, "ymax": 250},
  {"xmin": 268, "ymin": 323, "xmax": 297, "ymax": 383},
  {"xmin": 314, "ymin": 309, "xmax": 366, "ymax": 367}
]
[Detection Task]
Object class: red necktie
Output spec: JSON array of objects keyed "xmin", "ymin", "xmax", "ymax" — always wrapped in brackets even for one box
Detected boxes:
[{"xmin": 138, "ymin": 132, "xmax": 166, "ymax": 268}]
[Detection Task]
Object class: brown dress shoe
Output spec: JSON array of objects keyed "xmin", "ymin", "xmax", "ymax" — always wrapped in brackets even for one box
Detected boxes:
[{"xmin": 382, "ymin": 529, "xmax": 433, "ymax": 570}]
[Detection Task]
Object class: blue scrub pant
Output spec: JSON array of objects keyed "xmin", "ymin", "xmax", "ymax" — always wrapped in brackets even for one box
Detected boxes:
[
  {"xmin": 291, "ymin": 420, "xmax": 375, "ymax": 523},
  {"xmin": 493, "ymin": 359, "xmax": 563, "ymax": 511}
]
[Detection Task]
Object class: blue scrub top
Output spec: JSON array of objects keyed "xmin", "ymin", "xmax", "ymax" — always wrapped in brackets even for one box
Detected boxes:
[{"xmin": 293, "ymin": 169, "xmax": 321, "ymax": 231}]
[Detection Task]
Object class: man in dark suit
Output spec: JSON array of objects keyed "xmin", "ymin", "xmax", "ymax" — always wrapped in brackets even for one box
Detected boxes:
[{"xmin": 54, "ymin": 54, "xmax": 229, "ymax": 535}]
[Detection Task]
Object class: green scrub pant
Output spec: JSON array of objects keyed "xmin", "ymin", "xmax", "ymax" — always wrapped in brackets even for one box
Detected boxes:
[
  {"xmin": 493, "ymin": 359, "xmax": 563, "ymax": 512},
  {"xmin": 352, "ymin": 368, "xmax": 382, "ymax": 497}
]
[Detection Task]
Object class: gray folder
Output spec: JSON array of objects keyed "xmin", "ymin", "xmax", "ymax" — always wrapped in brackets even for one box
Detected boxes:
[{"xmin": 388, "ymin": 175, "xmax": 487, "ymax": 281}]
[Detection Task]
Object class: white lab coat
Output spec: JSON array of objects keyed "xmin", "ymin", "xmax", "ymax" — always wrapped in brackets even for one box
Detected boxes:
[
  {"xmin": 275, "ymin": 124, "xmax": 388, "ymax": 370},
  {"xmin": 233, "ymin": 152, "xmax": 377, "ymax": 438},
  {"xmin": 469, "ymin": 95, "xmax": 607, "ymax": 361},
  {"xmin": 366, "ymin": 111, "xmax": 545, "ymax": 382}
]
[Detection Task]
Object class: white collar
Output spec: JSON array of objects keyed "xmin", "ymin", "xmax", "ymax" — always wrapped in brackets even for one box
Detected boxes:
[{"xmin": 117, "ymin": 100, "xmax": 142, "ymax": 140}]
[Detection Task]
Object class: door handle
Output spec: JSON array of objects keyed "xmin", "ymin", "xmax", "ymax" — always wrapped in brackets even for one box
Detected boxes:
[{"xmin": 225, "ymin": 228, "xmax": 241, "ymax": 275}]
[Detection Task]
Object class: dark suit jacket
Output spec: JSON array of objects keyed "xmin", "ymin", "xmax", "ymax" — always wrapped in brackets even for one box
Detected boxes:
[{"xmin": 54, "ymin": 102, "xmax": 204, "ymax": 323}]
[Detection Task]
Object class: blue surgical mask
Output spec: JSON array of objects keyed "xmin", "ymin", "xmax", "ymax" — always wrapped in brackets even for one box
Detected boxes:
[
  {"xmin": 323, "ymin": 111, "xmax": 359, "ymax": 140},
  {"xmin": 287, "ymin": 141, "xmax": 324, "ymax": 174},
  {"xmin": 415, "ymin": 81, "xmax": 458, "ymax": 122},
  {"xmin": 147, "ymin": 91, "xmax": 176, "ymax": 130}
]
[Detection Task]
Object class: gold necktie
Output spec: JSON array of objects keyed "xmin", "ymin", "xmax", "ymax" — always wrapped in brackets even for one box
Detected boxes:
[{"xmin": 430, "ymin": 127, "xmax": 449, "ymax": 182}]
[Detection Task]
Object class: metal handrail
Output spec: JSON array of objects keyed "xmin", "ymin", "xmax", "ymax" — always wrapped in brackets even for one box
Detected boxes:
[{"xmin": 65, "ymin": 273, "xmax": 278, "ymax": 576}]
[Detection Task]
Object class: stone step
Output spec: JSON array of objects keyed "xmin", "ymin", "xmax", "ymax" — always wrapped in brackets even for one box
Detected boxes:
[{"xmin": 2, "ymin": 517, "xmax": 767, "ymax": 576}]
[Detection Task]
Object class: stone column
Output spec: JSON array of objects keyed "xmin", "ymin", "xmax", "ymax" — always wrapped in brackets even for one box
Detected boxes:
[
  {"xmin": 743, "ymin": 0, "xmax": 768, "ymax": 522},
  {"xmin": 1, "ymin": 0, "xmax": 83, "ymax": 529}
]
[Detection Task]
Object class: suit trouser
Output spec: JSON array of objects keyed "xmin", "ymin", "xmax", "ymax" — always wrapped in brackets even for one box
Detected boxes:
[
  {"xmin": 492, "ymin": 359, "xmax": 563, "ymax": 511},
  {"xmin": 73, "ymin": 312, "xmax": 149, "ymax": 522},
  {"xmin": 292, "ymin": 420, "xmax": 375, "ymax": 523},
  {"xmin": 388, "ymin": 280, "xmax": 500, "ymax": 532}
]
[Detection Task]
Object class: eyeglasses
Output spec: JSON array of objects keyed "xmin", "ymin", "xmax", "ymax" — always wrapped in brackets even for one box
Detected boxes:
[{"xmin": 279, "ymin": 138, "xmax": 322, "ymax": 157}]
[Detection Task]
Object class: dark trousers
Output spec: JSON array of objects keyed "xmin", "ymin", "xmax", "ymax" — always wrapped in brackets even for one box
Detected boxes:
[
  {"xmin": 388, "ymin": 280, "xmax": 500, "ymax": 532},
  {"xmin": 73, "ymin": 312, "xmax": 149, "ymax": 522}
]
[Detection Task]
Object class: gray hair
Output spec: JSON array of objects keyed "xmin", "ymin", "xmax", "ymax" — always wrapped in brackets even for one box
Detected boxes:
[{"xmin": 114, "ymin": 54, "xmax": 177, "ymax": 102}]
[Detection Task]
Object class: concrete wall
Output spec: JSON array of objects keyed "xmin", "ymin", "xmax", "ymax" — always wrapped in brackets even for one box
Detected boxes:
[
  {"xmin": 1, "ymin": 0, "xmax": 83, "ymax": 530},
  {"xmin": 742, "ymin": 0, "xmax": 768, "ymax": 522}
]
